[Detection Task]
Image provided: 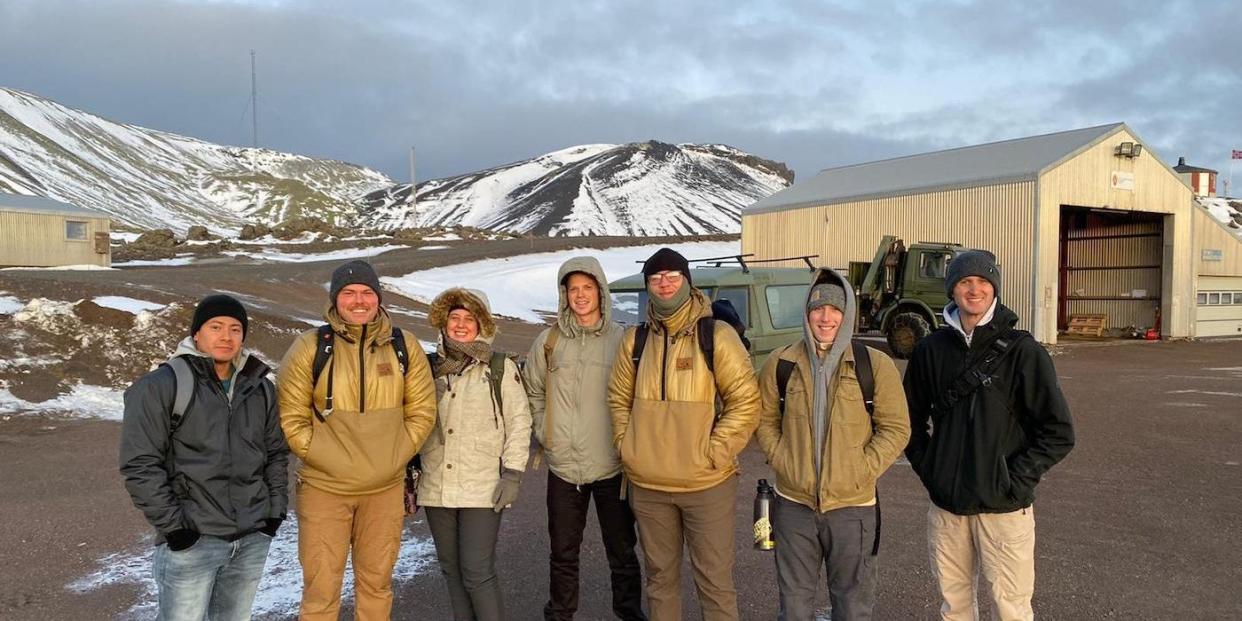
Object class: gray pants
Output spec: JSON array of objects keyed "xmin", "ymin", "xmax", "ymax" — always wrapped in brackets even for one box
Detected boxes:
[
  {"xmin": 425, "ymin": 507, "xmax": 504, "ymax": 621},
  {"xmin": 772, "ymin": 496, "xmax": 878, "ymax": 621}
]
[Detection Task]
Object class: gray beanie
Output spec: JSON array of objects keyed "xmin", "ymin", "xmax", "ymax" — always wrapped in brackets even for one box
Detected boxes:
[
  {"xmin": 945, "ymin": 250, "xmax": 1001, "ymax": 299},
  {"xmin": 807, "ymin": 283, "xmax": 846, "ymax": 313},
  {"xmin": 330, "ymin": 260, "xmax": 382, "ymax": 304}
]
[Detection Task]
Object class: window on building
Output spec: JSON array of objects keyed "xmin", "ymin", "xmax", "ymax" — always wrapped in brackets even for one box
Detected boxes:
[
  {"xmin": 1197, "ymin": 292, "xmax": 1208, "ymax": 305},
  {"xmin": 1208, "ymin": 293, "xmax": 1221, "ymax": 305},
  {"xmin": 1234, "ymin": 292, "xmax": 1242, "ymax": 305},
  {"xmin": 766, "ymin": 284, "xmax": 810, "ymax": 330},
  {"xmin": 65, "ymin": 220, "xmax": 88, "ymax": 241}
]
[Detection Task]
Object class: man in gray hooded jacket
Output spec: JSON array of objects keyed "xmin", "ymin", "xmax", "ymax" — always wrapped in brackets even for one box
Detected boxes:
[
  {"xmin": 121, "ymin": 294, "xmax": 288, "ymax": 621},
  {"xmin": 755, "ymin": 269, "xmax": 910, "ymax": 621},
  {"xmin": 524, "ymin": 256, "xmax": 645, "ymax": 620}
]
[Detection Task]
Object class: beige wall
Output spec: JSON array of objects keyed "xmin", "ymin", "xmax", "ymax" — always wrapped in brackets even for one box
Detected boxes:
[
  {"xmin": 1193, "ymin": 207, "xmax": 1242, "ymax": 277},
  {"xmin": 1037, "ymin": 129, "xmax": 1195, "ymax": 341},
  {"xmin": 741, "ymin": 181, "xmax": 1037, "ymax": 332},
  {"xmin": 0, "ymin": 211, "xmax": 111, "ymax": 267}
]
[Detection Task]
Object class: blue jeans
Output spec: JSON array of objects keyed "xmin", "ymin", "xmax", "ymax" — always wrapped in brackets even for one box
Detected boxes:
[{"xmin": 152, "ymin": 531, "xmax": 273, "ymax": 621}]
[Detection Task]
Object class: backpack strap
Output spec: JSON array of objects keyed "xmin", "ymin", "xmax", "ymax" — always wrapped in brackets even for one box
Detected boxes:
[
  {"xmin": 933, "ymin": 329, "xmax": 1031, "ymax": 414},
  {"xmin": 697, "ymin": 316, "xmax": 716, "ymax": 374},
  {"xmin": 260, "ymin": 380, "xmax": 275, "ymax": 415},
  {"xmin": 532, "ymin": 329, "xmax": 561, "ymax": 470},
  {"xmin": 775, "ymin": 358, "xmax": 796, "ymax": 416},
  {"xmin": 488, "ymin": 351, "xmax": 507, "ymax": 415},
  {"xmin": 850, "ymin": 340, "xmax": 875, "ymax": 416},
  {"xmin": 630, "ymin": 323, "xmax": 650, "ymax": 373},
  {"xmin": 390, "ymin": 327, "xmax": 409, "ymax": 376},
  {"xmin": 165, "ymin": 357, "xmax": 195, "ymax": 431},
  {"xmin": 311, "ymin": 325, "xmax": 335, "ymax": 423}
]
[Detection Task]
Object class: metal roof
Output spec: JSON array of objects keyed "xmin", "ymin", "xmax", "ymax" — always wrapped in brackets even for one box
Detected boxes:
[
  {"xmin": 745, "ymin": 123, "xmax": 1128, "ymax": 215},
  {"xmin": 0, "ymin": 192, "xmax": 106, "ymax": 218}
]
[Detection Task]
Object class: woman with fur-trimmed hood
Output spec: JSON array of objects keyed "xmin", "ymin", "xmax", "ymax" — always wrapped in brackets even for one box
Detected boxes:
[{"xmin": 418, "ymin": 287, "xmax": 531, "ymax": 621}]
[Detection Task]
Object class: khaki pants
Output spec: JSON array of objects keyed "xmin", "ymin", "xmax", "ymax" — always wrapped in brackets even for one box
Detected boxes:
[
  {"xmin": 297, "ymin": 483, "xmax": 405, "ymax": 621},
  {"xmin": 928, "ymin": 504, "xmax": 1035, "ymax": 621},
  {"xmin": 629, "ymin": 476, "xmax": 738, "ymax": 621}
]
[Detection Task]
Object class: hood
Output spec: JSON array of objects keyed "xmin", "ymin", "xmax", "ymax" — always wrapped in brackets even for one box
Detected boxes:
[
  {"xmin": 801, "ymin": 267, "xmax": 857, "ymax": 364},
  {"xmin": 556, "ymin": 256, "xmax": 612, "ymax": 336},
  {"xmin": 429, "ymin": 287, "xmax": 497, "ymax": 344}
]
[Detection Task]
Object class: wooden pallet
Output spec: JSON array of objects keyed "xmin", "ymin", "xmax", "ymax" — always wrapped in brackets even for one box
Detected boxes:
[{"xmin": 1066, "ymin": 314, "xmax": 1108, "ymax": 337}]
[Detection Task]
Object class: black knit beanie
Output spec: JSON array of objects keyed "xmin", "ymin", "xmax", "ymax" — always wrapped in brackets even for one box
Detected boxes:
[
  {"xmin": 641, "ymin": 248, "xmax": 692, "ymax": 286},
  {"xmin": 330, "ymin": 260, "xmax": 382, "ymax": 304},
  {"xmin": 945, "ymin": 250, "xmax": 1002, "ymax": 300},
  {"xmin": 190, "ymin": 294, "xmax": 249, "ymax": 337}
]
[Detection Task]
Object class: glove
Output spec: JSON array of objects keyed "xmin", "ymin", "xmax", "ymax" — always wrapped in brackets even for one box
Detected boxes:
[
  {"xmin": 165, "ymin": 529, "xmax": 200, "ymax": 551},
  {"xmin": 259, "ymin": 518, "xmax": 283, "ymax": 537},
  {"xmin": 491, "ymin": 469, "xmax": 522, "ymax": 513}
]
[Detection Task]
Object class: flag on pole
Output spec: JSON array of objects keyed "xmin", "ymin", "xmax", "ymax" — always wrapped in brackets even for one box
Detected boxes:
[{"xmin": 1233, "ymin": 149, "xmax": 1242, "ymax": 159}]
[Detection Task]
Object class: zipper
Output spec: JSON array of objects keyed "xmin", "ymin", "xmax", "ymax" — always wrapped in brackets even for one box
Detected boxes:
[
  {"xmin": 660, "ymin": 329, "xmax": 669, "ymax": 401},
  {"xmin": 358, "ymin": 324, "xmax": 367, "ymax": 414}
]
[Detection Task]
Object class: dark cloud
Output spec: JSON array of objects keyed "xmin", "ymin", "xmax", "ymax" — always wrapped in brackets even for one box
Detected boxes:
[{"xmin": 0, "ymin": 0, "xmax": 1236, "ymax": 187}]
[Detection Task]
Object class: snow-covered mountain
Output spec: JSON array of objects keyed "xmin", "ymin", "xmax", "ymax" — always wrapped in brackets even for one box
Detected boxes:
[
  {"xmin": 359, "ymin": 141, "xmax": 794, "ymax": 236},
  {"xmin": 0, "ymin": 87, "xmax": 391, "ymax": 233}
]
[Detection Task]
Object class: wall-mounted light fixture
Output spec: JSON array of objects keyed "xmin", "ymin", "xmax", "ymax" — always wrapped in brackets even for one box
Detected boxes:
[{"xmin": 1114, "ymin": 141, "xmax": 1143, "ymax": 158}]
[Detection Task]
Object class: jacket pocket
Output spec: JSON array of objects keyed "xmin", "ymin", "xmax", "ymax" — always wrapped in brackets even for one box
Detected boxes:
[{"xmin": 621, "ymin": 398, "xmax": 714, "ymax": 489}]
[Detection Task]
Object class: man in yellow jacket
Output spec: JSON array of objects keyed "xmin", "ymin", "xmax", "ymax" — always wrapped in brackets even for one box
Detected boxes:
[
  {"xmin": 277, "ymin": 260, "xmax": 437, "ymax": 620},
  {"xmin": 755, "ymin": 269, "xmax": 910, "ymax": 621},
  {"xmin": 607, "ymin": 247, "xmax": 760, "ymax": 621}
]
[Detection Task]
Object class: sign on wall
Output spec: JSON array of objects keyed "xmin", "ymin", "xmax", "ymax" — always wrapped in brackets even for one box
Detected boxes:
[
  {"xmin": 1111, "ymin": 171, "xmax": 1135, "ymax": 191},
  {"xmin": 1202, "ymin": 249, "xmax": 1223, "ymax": 261}
]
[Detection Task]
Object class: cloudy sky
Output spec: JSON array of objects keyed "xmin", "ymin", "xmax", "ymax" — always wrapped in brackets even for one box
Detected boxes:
[{"xmin": 2, "ymin": 0, "xmax": 1237, "ymax": 186}]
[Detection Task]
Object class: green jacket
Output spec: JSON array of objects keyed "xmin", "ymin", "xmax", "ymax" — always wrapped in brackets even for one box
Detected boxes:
[{"xmin": 523, "ymin": 256, "xmax": 625, "ymax": 485}]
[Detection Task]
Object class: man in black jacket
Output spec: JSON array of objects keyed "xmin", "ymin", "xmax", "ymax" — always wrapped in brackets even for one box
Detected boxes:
[
  {"xmin": 120, "ymin": 294, "xmax": 288, "ymax": 621},
  {"xmin": 903, "ymin": 250, "xmax": 1074, "ymax": 621}
]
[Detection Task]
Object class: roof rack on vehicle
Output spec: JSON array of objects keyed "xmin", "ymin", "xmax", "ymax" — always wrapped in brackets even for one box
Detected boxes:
[{"xmin": 691, "ymin": 253, "xmax": 819, "ymax": 273}]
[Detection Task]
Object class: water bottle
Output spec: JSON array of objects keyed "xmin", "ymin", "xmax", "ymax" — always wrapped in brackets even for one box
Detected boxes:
[{"xmin": 753, "ymin": 479, "xmax": 775, "ymax": 551}]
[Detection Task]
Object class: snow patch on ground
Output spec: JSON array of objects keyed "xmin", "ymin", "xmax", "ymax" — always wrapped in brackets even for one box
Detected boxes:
[
  {"xmin": 223, "ymin": 244, "xmax": 408, "ymax": 264},
  {"xmin": 0, "ymin": 294, "xmax": 23, "ymax": 315},
  {"xmin": 67, "ymin": 514, "xmax": 437, "ymax": 619},
  {"xmin": 0, "ymin": 384, "xmax": 125, "ymax": 419},
  {"xmin": 92, "ymin": 296, "xmax": 166, "ymax": 314},
  {"xmin": 114, "ymin": 256, "xmax": 197, "ymax": 267},
  {"xmin": 382, "ymin": 241, "xmax": 740, "ymax": 322},
  {"xmin": 12, "ymin": 297, "xmax": 78, "ymax": 328}
]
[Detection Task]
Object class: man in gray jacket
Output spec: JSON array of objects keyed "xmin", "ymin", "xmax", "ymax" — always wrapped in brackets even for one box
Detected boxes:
[
  {"xmin": 120, "ymin": 294, "xmax": 288, "ymax": 621},
  {"xmin": 524, "ymin": 257, "xmax": 646, "ymax": 621}
]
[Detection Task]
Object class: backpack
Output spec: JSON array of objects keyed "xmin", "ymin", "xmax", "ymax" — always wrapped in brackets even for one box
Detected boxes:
[
  {"xmin": 311, "ymin": 324, "xmax": 409, "ymax": 421},
  {"xmin": 775, "ymin": 340, "xmax": 874, "ymax": 416},
  {"xmin": 164, "ymin": 356, "xmax": 275, "ymax": 432},
  {"xmin": 425, "ymin": 349, "xmax": 511, "ymax": 414}
]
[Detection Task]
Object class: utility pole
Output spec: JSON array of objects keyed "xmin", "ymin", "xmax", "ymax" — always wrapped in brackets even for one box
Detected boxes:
[{"xmin": 250, "ymin": 50, "xmax": 259, "ymax": 148}]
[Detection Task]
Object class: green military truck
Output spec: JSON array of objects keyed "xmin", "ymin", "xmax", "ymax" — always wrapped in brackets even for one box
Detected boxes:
[
  {"xmin": 607, "ymin": 238, "xmax": 971, "ymax": 366},
  {"xmin": 848, "ymin": 235, "xmax": 969, "ymax": 359},
  {"xmin": 608, "ymin": 254, "xmax": 816, "ymax": 369}
]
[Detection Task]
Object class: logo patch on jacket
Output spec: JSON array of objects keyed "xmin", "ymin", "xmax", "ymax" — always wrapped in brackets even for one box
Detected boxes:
[
  {"xmin": 377, "ymin": 362, "xmax": 394, "ymax": 376},
  {"xmin": 676, "ymin": 357, "xmax": 693, "ymax": 370}
]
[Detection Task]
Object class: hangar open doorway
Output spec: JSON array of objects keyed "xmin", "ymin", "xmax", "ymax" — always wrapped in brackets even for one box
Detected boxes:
[{"xmin": 1058, "ymin": 206, "xmax": 1166, "ymax": 336}]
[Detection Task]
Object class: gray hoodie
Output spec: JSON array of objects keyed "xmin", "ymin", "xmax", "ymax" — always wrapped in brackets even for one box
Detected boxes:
[{"xmin": 801, "ymin": 268, "xmax": 858, "ymax": 477}]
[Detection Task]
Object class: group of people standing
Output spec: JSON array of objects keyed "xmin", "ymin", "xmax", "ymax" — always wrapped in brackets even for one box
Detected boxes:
[{"xmin": 120, "ymin": 245, "xmax": 1074, "ymax": 621}]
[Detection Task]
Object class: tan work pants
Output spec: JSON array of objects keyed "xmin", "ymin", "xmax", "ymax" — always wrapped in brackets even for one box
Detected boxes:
[
  {"xmin": 928, "ymin": 503, "xmax": 1036, "ymax": 621},
  {"xmin": 628, "ymin": 476, "xmax": 739, "ymax": 621},
  {"xmin": 297, "ymin": 483, "xmax": 405, "ymax": 620}
]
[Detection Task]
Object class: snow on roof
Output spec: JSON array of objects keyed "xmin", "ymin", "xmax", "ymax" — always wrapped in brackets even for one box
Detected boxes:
[
  {"xmin": 746, "ymin": 123, "xmax": 1130, "ymax": 215},
  {"xmin": 0, "ymin": 192, "xmax": 107, "ymax": 218}
]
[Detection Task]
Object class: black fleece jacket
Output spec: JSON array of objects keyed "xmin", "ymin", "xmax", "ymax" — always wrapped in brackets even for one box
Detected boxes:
[{"xmin": 903, "ymin": 304, "xmax": 1075, "ymax": 515}]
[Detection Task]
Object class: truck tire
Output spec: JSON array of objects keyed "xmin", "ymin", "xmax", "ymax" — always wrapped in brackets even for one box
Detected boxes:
[{"xmin": 887, "ymin": 312, "xmax": 931, "ymax": 359}]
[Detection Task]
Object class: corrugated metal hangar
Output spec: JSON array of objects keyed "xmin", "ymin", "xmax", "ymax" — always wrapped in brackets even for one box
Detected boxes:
[{"xmin": 742, "ymin": 123, "xmax": 1242, "ymax": 343}]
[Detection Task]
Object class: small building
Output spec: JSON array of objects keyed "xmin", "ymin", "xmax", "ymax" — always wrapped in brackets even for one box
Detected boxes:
[
  {"xmin": 0, "ymin": 193, "xmax": 111, "ymax": 268},
  {"xmin": 1192, "ymin": 199, "xmax": 1242, "ymax": 337},
  {"xmin": 741, "ymin": 123, "xmax": 1226, "ymax": 344},
  {"xmin": 1173, "ymin": 157, "xmax": 1217, "ymax": 197}
]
